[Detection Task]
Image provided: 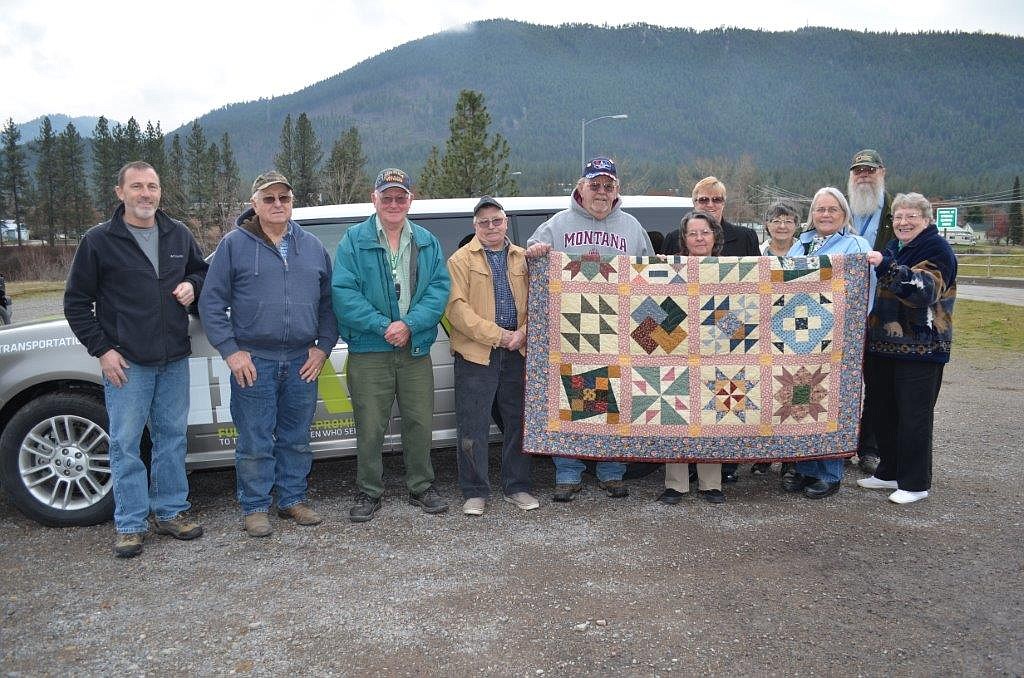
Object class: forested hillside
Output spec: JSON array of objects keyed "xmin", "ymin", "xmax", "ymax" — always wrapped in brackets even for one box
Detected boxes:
[{"xmin": 182, "ymin": 20, "xmax": 1024, "ymax": 184}]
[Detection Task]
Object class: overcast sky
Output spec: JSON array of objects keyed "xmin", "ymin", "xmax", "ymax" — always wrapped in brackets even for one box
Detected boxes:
[{"xmin": 3, "ymin": 0, "xmax": 1022, "ymax": 130}]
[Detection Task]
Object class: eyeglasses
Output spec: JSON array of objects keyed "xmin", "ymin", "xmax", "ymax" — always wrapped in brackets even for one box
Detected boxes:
[
  {"xmin": 813, "ymin": 206, "xmax": 843, "ymax": 215},
  {"xmin": 378, "ymin": 194, "xmax": 410, "ymax": 206},
  {"xmin": 852, "ymin": 166, "xmax": 878, "ymax": 175},
  {"xmin": 260, "ymin": 194, "xmax": 293, "ymax": 205},
  {"xmin": 892, "ymin": 213, "xmax": 923, "ymax": 223},
  {"xmin": 696, "ymin": 196, "xmax": 725, "ymax": 205},
  {"xmin": 474, "ymin": 217, "xmax": 506, "ymax": 228},
  {"xmin": 769, "ymin": 218, "xmax": 797, "ymax": 226},
  {"xmin": 587, "ymin": 181, "xmax": 617, "ymax": 193},
  {"xmin": 685, "ymin": 230, "xmax": 713, "ymax": 239}
]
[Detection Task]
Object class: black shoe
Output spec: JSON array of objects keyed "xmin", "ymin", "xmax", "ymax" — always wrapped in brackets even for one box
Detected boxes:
[
  {"xmin": 409, "ymin": 486, "xmax": 449, "ymax": 514},
  {"xmin": 552, "ymin": 482, "xmax": 583, "ymax": 502},
  {"xmin": 722, "ymin": 470, "xmax": 739, "ymax": 484},
  {"xmin": 780, "ymin": 463, "xmax": 796, "ymax": 478},
  {"xmin": 349, "ymin": 492, "xmax": 382, "ymax": 523},
  {"xmin": 781, "ymin": 473, "xmax": 815, "ymax": 493},
  {"xmin": 598, "ymin": 479, "xmax": 629, "ymax": 498},
  {"xmin": 803, "ymin": 479, "xmax": 841, "ymax": 499},
  {"xmin": 657, "ymin": 488, "xmax": 684, "ymax": 505},
  {"xmin": 751, "ymin": 463, "xmax": 770, "ymax": 476},
  {"xmin": 700, "ymin": 489, "xmax": 727, "ymax": 504},
  {"xmin": 858, "ymin": 454, "xmax": 881, "ymax": 475}
]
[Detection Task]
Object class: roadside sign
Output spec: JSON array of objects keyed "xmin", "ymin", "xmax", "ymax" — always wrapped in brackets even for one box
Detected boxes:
[{"xmin": 936, "ymin": 207, "xmax": 958, "ymax": 229}]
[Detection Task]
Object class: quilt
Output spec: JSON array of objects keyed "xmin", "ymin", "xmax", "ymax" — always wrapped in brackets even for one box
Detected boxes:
[{"xmin": 523, "ymin": 252, "xmax": 871, "ymax": 462}]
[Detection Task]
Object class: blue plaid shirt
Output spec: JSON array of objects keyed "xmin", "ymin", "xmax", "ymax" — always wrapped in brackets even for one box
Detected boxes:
[{"xmin": 484, "ymin": 244, "xmax": 517, "ymax": 330}]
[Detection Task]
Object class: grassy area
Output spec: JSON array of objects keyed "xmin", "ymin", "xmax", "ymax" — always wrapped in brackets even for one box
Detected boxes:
[
  {"xmin": 6, "ymin": 280, "xmax": 66, "ymax": 298},
  {"xmin": 953, "ymin": 299, "xmax": 1024, "ymax": 367}
]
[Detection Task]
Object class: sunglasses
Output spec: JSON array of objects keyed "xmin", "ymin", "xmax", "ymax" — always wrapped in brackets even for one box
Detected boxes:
[
  {"xmin": 587, "ymin": 181, "xmax": 617, "ymax": 193},
  {"xmin": 475, "ymin": 217, "xmax": 506, "ymax": 228},
  {"xmin": 852, "ymin": 166, "xmax": 878, "ymax": 175},
  {"xmin": 379, "ymin": 194, "xmax": 410, "ymax": 206},
  {"xmin": 696, "ymin": 196, "xmax": 725, "ymax": 205},
  {"xmin": 260, "ymin": 194, "xmax": 293, "ymax": 205}
]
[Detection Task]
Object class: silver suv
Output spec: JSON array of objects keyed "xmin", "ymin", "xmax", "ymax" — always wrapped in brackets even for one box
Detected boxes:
[{"xmin": 0, "ymin": 195, "xmax": 690, "ymax": 526}]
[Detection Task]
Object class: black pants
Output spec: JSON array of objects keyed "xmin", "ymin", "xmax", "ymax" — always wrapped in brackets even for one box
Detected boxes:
[{"xmin": 863, "ymin": 354, "xmax": 944, "ymax": 492}]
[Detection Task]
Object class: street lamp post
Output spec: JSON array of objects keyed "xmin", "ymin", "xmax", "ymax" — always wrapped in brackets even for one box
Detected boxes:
[{"xmin": 581, "ymin": 114, "xmax": 628, "ymax": 173}]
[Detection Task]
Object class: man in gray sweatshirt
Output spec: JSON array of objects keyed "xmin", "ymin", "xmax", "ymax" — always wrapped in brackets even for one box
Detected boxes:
[{"xmin": 526, "ymin": 157, "xmax": 654, "ymax": 502}]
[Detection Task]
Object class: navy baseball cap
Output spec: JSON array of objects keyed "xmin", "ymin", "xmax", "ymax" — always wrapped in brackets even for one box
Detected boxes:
[
  {"xmin": 374, "ymin": 168, "xmax": 411, "ymax": 193},
  {"xmin": 583, "ymin": 156, "xmax": 617, "ymax": 180}
]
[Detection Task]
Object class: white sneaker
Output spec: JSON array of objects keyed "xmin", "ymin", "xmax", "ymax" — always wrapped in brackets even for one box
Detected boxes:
[
  {"xmin": 503, "ymin": 492, "xmax": 540, "ymax": 511},
  {"xmin": 889, "ymin": 489, "xmax": 928, "ymax": 504},
  {"xmin": 857, "ymin": 476, "xmax": 898, "ymax": 490},
  {"xmin": 462, "ymin": 497, "xmax": 485, "ymax": 516}
]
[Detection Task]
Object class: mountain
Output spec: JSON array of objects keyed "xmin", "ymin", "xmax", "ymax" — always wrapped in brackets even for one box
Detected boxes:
[
  {"xmin": 79, "ymin": 21, "xmax": 1024, "ymax": 189},
  {"xmin": 16, "ymin": 115, "xmax": 116, "ymax": 139}
]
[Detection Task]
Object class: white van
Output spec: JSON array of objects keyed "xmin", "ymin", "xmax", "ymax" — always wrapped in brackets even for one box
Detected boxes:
[{"xmin": 0, "ymin": 195, "xmax": 691, "ymax": 526}]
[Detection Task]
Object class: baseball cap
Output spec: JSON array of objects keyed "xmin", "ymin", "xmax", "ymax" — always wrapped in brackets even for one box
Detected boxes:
[
  {"xmin": 374, "ymin": 168, "xmax": 412, "ymax": 193},
  {"xmin": 252, "ymin": 170, "xmax": 292, "ymax": 194},
  {"xmin": 583, "ymin": 156, "xmax": 617, "ymax": 180},
  {"xmin": 850, "ymin": 149, "xmax": 884, "ymax": 170},
  {"xmin": 473, "ymin": 195, "xmax": 504, "ymax": 215}
]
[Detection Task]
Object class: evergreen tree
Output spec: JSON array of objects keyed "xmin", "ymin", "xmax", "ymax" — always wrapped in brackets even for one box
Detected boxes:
[
  {"xmin": 33, "ymin": 117, "xmax": 60, "ymax": 244},
  {"xmin": 184, "ymin": 120, "xmax": 210, "ymax": 206},
  {"xmin": 275, "ymin": 114, "xmax": 295, "ymax": 180},
  {"xmin": 418, "ymin": 146, "xmax": 441, "ymax": 199},
  {"xmin": 1010, "ymin": 176, "xmax": 1023, "ymax": 246},
  {"xmin": 292, "ymin": 113, "xmax": 322, "ymax": 207},
  {"xmin": 218, "ymin": 132, "xmax": 242, "ymax": 204},
  {"xmin": 1, "ymin": 118, "xmax": 31, "ymax": 244},
  {"xmin": 322, "ymin": 126, "xmax": 371, "ymax": 204},
  {"xmin": 214, "ymin": 132, "xmax": 242, "ymax": 237},
  {"xmin": 91, "ymin": 116, "xmax": 120, "ymax": 212},
  {"xmin": 163, "ymin": 133, "xmax": 188, "ymax": 217},
  {"xmin": 117, "ymin": 117, "xmax": 144, "ymax": 164},
  {"xmin": 418, "ymin": 90, "xmax": 517, "ymax": 198},
  {"xmin": 57, "ymin": 123, "xmax": 92, "ymax": 239},
  {"xmin": 143, "ymin": 121, "xmax": 166, "ymax": 175}
]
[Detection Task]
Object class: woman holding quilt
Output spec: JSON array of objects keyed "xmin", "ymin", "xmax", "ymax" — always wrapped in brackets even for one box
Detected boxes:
[
  {"xmin": 782, "ymin": 187, "xmax": 873, "ymax": 499},
  {"xmin": 857, "ymin": 193, "xmax": 956, "ymax": 504},
  {"xmin": 658, "ymin": 211, "xmax": 728, "ymax": 506}
]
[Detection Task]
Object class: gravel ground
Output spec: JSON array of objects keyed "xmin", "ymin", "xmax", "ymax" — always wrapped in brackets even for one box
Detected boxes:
[{"xmin": 1, "ymin": 297, "xmax": 1022, "ymax": 676}]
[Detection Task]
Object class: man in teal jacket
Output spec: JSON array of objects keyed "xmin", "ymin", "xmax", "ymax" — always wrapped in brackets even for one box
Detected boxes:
[{"xmin": 332, "ymin": 168, "xmax": 451, "ymax": 522}]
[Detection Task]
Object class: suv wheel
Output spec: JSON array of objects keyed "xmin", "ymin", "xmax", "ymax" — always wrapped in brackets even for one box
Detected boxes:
[{"xmin": 1, "ymin": 393, "xmax": 115, "ymax": 526}]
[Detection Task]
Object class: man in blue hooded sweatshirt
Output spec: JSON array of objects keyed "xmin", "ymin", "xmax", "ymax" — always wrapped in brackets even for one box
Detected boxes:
[{"xmin": 199, "ymin": 171, "xmax": 338, "ymax": 538}]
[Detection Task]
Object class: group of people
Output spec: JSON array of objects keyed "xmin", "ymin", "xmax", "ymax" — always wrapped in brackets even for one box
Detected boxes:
[{"xmin": 64, "ymin": 147, "xmax": 956, "ymax": 559}]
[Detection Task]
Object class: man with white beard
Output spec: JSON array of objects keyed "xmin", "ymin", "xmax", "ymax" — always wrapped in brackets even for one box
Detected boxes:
[
  {"xmin": 848, "ymin": 149, "xmax": 894, "ymax": 250},
  {"xmin": 847, "ymin": 149, "xmax": 894, "ymax": 475}
]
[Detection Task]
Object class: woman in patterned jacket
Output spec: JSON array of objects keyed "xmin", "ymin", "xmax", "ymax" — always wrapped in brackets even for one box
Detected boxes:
[{"xmin": 857, "ymin": 193, "xmax": 956, "ymax": 504}]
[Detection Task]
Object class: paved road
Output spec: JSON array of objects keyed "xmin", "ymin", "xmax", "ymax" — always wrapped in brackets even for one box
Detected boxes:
[{"xmin": 957, "ymin": 282, "xmax": 1024, "ymax": 306}]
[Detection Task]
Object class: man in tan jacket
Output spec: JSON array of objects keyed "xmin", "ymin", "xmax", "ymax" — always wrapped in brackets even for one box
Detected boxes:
[{"xmin": 445, "ymin": 196, "xmax": 538, "ymax": 515}]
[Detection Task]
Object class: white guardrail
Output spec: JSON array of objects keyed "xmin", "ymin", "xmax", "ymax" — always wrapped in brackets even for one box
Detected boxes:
[{"xmin": 955, "ymin": 253, "xmax": 1024, "ymax": 278}]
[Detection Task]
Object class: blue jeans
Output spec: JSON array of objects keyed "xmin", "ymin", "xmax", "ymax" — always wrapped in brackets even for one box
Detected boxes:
[
  {"xmin": 553, "ymin": 457, "xmax": 626, "ymax": 484},
  {"xmin": 104, "ymin": 357, "xmax": 190, "ymax": 534},
  {"xmin": 795, "ymin": 458, "xmax": 844, "ymax": 484},
  {"xmin": 454, "ymin": 350, "xmax": 532, "ymax": 499},
  {"xmin": 231, "ymin": 355, "xmax": 317, "ymax": 514}
]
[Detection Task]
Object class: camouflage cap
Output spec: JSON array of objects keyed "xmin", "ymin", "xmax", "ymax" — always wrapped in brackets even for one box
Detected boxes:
[
  {"xmin": 252, "ymin": 170, "xmax": 292, "ymax": 194},
  {"xmin": 850, "ymin": 149, "xmax": 884, "ymax": 170}
]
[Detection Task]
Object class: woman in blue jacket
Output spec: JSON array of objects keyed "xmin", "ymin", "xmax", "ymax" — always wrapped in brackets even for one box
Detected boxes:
[{"xmin": 783, "ymin": 187, "xmax": 874, "ymax": 499}]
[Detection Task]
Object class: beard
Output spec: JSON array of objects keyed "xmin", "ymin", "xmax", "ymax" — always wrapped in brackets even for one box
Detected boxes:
[{"xmin": 847, "ymin": 178, "xmax": 884, "ymax": 217}]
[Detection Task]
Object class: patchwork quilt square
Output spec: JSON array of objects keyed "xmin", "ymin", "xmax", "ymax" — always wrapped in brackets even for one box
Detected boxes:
[{"xmin": 525, "ymin": 252, "xmax": 870, "ymax": 462}]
